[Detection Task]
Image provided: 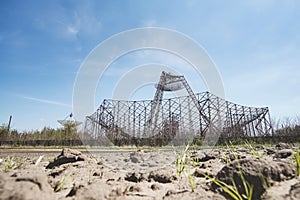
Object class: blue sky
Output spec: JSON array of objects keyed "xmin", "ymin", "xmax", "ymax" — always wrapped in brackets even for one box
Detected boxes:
[{"xmin": 0, "ymin": 0, "xmax": 299, "ymax": 131}]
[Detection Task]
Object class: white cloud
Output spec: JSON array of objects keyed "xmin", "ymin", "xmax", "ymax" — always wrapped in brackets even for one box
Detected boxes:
[
  {"xmin": 67, "ymin": 25, "xmax": 79, "ymax": 35},
  {"xmin": 19, "ymin": 95, "xmax": 71, "ymax": 108}
]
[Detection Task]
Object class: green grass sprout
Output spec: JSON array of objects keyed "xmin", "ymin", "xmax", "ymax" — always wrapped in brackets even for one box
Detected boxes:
[{"xmin": 294, "ymin": 151, "xmax": 300, "ymax": 176}]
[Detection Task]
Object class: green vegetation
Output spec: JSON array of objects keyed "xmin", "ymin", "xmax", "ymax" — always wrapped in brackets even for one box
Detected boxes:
[
  {"xmin": 221, "ymin": 152, "xmax": 231, "ymax": 164},
  {"xmin": 175, "ymin": 144, "xmax": 196, "ymax": 192},
  {"xmin": 186, "ymin": 167, "xmax": 196, "ymax": 192},
  {"xmin": 175, "ymin": 144, "xmax": 189, "ymax": 176},
  {"xmin": 0, "ymin": 125, "xmax": 83, "ymax": 147},
  {"xmin": 203, "ymin": 172, "xmax": 253, "ymax": 200},
  {"xmin": 244, "ymin": 140, "xmax": 263, "ymax": 159},
  {"xmin": 294, "ymin": 151, "xmax": 300, "ymax": 176},
  {"xmin": 259, "ymin": 172, "xmax": 269, "ymax": 190},
  {"xmin": 191, "ymin": 116, "xmax": 300, "ymax": 146},
  {"xmin": 54, "ymin": 173, "xmax": 69, "ymax": 192},
  {"xmin": 88, "ymin": 170, "xmax": 93, "ymax": 185},
  {"xmin": 4, "ymin": 156, "xmax": 17, "ymax": 172},
  {"xmin": 0, "ymin": 116, "xmax": 300, "ymax": 147}
]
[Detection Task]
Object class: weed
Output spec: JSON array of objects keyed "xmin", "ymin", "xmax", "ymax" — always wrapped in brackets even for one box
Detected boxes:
[
  {"xmin": 203, "ymin": 173, "xmax": 242, "ymax": 200},
  {"xmin": 238, "ymin": 169, "xmax": 253, "ymax": 199},
  {"xmin": 294, "ymin": 151, "xmax": 300, "ymax": 176},
  {"xmin": 186, "ymin": 168, "xmax": 196, "ymax": 192},
  {"xmin": 175, "ymin": 144, "xmax": 189, "ymax": 176},
  {"xmin": 258, "ymin": 172, "xmax": 269, "ymax": 190},
  {"xmin": 54, "ymin": 173, "xmax": 69, "ymax": 192},
  {"xmin": 244, "ymin": 141, "xmax": 263, "ymax": 159},
  {"xmin": 221, "ymin": 152, "xmax": 231, "ymax": 164},
  {"xmin": 226, "ymin": 141, "xmax": 239, "ymax": 160},
  {"xmin": 174, "ymin": 144, "xmax": 197, "ymax": 192},
  {"xmin": 219, "ymin": 141, "xmax": 238, "ymax": 165},
  {"xmin": 4, "ymin": 156, "xmax": 16, "ymax": 172},
  {"xmin": 93, "ymin": 156, "xmax": 100, "ymax": 164},
  {"xmin": 203, "ymin": 170, "xmax": 253, "ymax": 200},
  {"xmin": 202, "ymin": 152, "xmax": 253, "ymax": 200},
  {"xmin": 191, "ymin": 158, "xmax": 201, "ymax": 167},
  {"xmin": 88, "ymin": 170, "xmax": 93, "ymax": 185}
]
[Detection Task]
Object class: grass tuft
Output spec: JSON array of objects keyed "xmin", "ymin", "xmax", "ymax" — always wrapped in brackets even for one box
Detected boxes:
[
  {"xmin": 174, "ymin": 144, "xmax": 196, "ymax": 192},
  {"xmin": 244, "ymin": 141, "xmax": 263, "ymax": 159},
  {"xmin": 203, "ymin": 171, "xmax": 253, "ymax": 200},
  {"xmin": 294, "ymin": 151, "xmax": 300, "ymax": 176},
  {"xmin": 175, "ymin": 144, "xmax": 189, "ymax": 176},
  {"xmin": 4, "ymin": 156, "xmax": 16, "ymax": 172},
  {"xmin": 54, "ymin": 173, "xmax": 70, "ymax": 192}
]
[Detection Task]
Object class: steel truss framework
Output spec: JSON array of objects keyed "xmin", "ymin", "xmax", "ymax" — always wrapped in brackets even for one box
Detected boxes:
[{"xmin": 84, "ymin": 72, "xmax": 273, "ymax": 146}]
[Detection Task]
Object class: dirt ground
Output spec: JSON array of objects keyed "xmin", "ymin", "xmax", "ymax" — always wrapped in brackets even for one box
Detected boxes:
[{"xmin": 0, "ymin": 143, "xmax": 300, "ymax": 199}]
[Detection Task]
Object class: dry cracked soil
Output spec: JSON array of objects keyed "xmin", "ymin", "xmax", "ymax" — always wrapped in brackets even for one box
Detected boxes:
[{"xmin": 0, "ymin": 142, "xmax": 300, "ymax": 200}]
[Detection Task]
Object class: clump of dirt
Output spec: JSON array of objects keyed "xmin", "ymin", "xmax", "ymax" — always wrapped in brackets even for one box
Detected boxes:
[
  {"xmin": 125, "ymin": 172, "xmax": 147, "ymax": 182},
  {"xmin": 213, "ymin": 157, "xmax": 295, "ymax": 199},
  {"xmin": 124, "ymin": 166, "xmax": 177, "ymax": 183},
  {"xmin": 274, "ymin": 149, "xmax": 293, "ymax": 159},
  {"xmin": 149, "ymin": 167, "xmax": 177, "ymax": 183},
  {"xmin": 46, "ymin": 148, "xmax": 90, "ymax": 169}
]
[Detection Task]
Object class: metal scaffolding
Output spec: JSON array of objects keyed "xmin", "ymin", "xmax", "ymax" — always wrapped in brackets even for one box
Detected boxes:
[{"xmin": 84, "ymin": 71, "xmax": 273, "ymax": 146}]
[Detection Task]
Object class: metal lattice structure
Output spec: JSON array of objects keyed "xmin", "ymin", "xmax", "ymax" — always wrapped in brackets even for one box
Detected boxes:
[{"xmin": 84, "ymin": 71, "xmax": 273, "ymax": 146}]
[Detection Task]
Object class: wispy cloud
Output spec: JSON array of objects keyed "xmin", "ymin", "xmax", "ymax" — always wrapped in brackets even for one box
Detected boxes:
[
  {"xmin": 19, "ymin": 95, "xmax": 71, "ymax": 108},
  {"xmin": 32, "ymin": 2, "xmax": 102, "ymax": 41}
]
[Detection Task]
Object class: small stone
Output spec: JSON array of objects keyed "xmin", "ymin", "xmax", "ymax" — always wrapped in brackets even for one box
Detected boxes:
[{"xmin": 151, "ymin": 183, "xmax": 161, "ymax": 190}]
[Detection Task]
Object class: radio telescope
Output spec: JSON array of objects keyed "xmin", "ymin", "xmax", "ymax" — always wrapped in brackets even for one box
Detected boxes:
[{"xmin": 58, "ymin": 113, "xmax": 82, "ymax": 129}]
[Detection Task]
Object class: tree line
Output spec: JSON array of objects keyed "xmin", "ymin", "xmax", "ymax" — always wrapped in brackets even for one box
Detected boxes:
[
  {"xmin": 0, "ymin": 123, "xmax": 86, "ymax": 146},
  {"xmin": 0, "ymin": 116, "xmax": 299, "ymax": 146}
]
